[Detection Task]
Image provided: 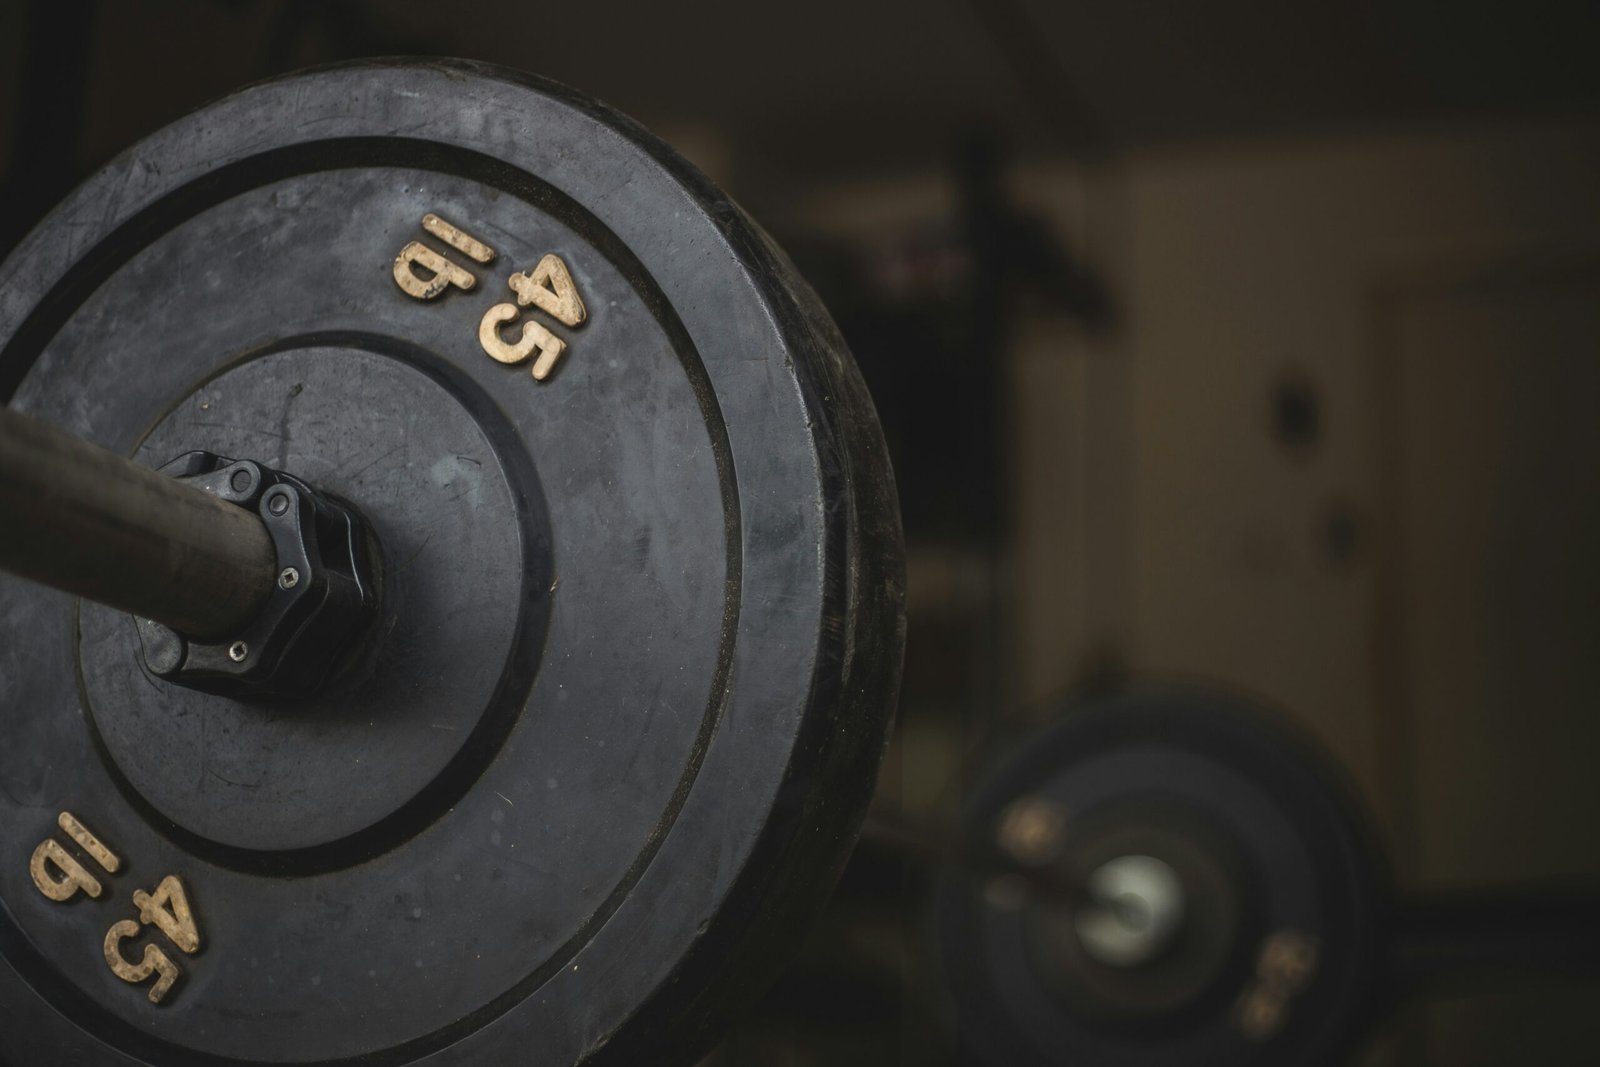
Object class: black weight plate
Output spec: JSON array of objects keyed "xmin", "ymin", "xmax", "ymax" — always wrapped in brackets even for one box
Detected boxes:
[
  {"xmin": 935, "ymin": 688, "xmax": 1384, "ymax": 1067},
  {"xmin": 0, "ymin": 60, "xmax": 903, "ymax": 1065}
]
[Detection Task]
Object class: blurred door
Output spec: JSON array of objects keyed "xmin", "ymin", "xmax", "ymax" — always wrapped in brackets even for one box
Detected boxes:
[
  {"xmin": 1383, "ymin": 266, "xmax": 1600, "ymax": 1064},
  {"xmin": 1104, "ymin": 122, "xmax": 1600, "ymax": 1064}
]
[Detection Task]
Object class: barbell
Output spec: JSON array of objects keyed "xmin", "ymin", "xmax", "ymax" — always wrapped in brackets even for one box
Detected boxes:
[{"xmin": 0, "ymin": 59, "xmax": 905, "ymax": 1066}]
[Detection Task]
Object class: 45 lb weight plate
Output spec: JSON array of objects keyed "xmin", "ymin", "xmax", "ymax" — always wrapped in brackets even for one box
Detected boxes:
[{"xmin": 0, "ymin": 60, "xmax": 904, "ymax": 1065}]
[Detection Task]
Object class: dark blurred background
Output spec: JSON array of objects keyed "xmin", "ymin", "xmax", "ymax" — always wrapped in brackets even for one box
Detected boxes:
[{"xmin": 4, "ymin": 2, "xmax": 1599, "ymax": 1063}]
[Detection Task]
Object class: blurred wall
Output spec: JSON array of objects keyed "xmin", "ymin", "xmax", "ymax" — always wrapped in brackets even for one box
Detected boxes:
[
  {"xmin": 776, "ymin": 118, "xmax": 1600, "ymax": 1064},
  {"xmin": 1111, "ymin": 123, "xmax": 1600, "ymax": 1063}
]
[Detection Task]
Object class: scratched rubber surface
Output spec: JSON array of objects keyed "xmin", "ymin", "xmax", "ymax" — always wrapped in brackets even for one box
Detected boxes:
[{"xmin": 0, "ymin": 61, "xmax": 904, "ymax": 1066}]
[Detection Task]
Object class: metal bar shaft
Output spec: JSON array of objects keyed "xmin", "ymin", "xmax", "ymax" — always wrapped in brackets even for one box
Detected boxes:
[{"xmin": 0, "ymin": 407, "xmax": 276, "ymax": 639}]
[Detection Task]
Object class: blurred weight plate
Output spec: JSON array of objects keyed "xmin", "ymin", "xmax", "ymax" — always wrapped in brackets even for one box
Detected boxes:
[{"xmin": 936, "ymin": 689, "xmax": 1383, "ymax": 1067}]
